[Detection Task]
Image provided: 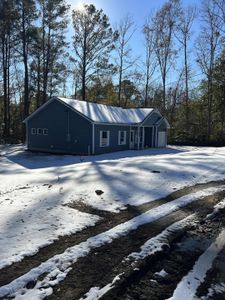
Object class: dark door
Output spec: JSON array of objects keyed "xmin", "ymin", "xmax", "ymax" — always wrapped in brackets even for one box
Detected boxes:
[{"xmin": 144, "ymin": 127, "xmax": 153, "ymax": 148}]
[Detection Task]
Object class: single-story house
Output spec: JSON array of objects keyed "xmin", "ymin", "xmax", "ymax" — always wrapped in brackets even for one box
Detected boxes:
[{"xmin": 23, "ymin": 97, "xmax": 170, "ymax": 155}]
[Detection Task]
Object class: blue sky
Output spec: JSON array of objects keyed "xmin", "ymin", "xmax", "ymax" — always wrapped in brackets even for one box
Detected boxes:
[{"xmin": 67, "ymin": 0, "xmax": 202, "ymax": 89}]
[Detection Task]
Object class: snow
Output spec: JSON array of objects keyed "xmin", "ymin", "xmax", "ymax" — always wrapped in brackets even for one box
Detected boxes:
[
  {"xmin": 1, "ymin": 146, "xmax": 225, "ymax": 269},
  {"xmin": 200, "ymin": 282, "xmax": 225, "ymax": 299},
  {"xmin": 167, "ymin": 229, "xmax": 225, "ymax": 300},
  {"xmin": 0, "ymin": 187, "xmax": 223, "ymax": 299},
  {"xmin": 0, "ymin": 184, "xmax": 100, "ymax": 269},
  {"xmin": 155, "ymin": 269, "xmax": 168, "ymax": 277},
  {"xmin": 57, "ymin": 97, "xmax": 154, "ymax": 124},
  {"xmin": 206, "ymin": 198, "xmax": 225, "ymax": 219},
  {"xmin": 81, "ymin": 215, "xmax": 195, "ymax": 300},
  {"xmin": 127, "ymin": 214, "xmax": 196, "ymax": 262},
  {"xmin": 79, "ymin": 274, "xmax": 123, "ymax": 300}
]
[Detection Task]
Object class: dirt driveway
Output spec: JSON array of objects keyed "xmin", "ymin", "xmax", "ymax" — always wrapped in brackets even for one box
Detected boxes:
[{"xmin": 1, "ymin": 180, "xmax": 225, "ymax": 300}]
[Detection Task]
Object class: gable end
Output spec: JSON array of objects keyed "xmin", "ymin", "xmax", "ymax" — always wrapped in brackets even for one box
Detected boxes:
[{"xmin": 23, "ymin": 97, "xmax": 93, "ymax": 124}]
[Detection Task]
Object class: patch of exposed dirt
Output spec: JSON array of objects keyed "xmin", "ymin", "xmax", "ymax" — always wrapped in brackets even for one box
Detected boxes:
[
  {"xmin": 47, "ymin": 190, "xmax": 225, "ymax": 300},
  {"xmin": 101, "ymin": 209, "xmax": 225, "ymax": 300},
  {"xmin": 1, "ymin": 180, "xmax": 225, "ymax": 299}
]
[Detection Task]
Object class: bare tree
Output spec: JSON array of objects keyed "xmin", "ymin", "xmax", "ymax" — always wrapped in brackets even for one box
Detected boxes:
[
  {"xmin": 142, "ymin": 15, "xmax": 156, "ymax": 107},
  {"xmin": 0, "ymin": 0, "xmax": 17, "ymax": 141},
  {"xmin": 16, "ymin": 0, "xmax": 37, "ymax": 140},
  {"xmin": 114, "ymin": 15, "xmax": 137, "ymax": 106},
  {"xmin": 214, "ymin": 0, "xmax": 225, "ymax": 33},
  {"xmin": 196, "ymin": 0, "xmax": 223, "ymax": 142},
  {"xmin": 153, "ymin": 0, "xmax": 180, "ymax": 111},
  {"xmin": 175, "ymin": 5, "xmax": 196, "ymax": 136},
  {"xmin": 167, "ymin": 70, "xmax": 184, "ymax": 140}
]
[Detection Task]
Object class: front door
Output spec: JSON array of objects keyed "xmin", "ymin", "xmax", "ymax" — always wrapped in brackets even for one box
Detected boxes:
[{"xmin": 130, "ymin": 130, "xmax": 135, "ymax": 149}]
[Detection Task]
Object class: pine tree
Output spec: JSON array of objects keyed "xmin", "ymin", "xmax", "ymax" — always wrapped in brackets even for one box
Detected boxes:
[
  {"xmin": 72, "ymin": 4, "xmax": 115, "ymax": 101},
  {"xmin": 36, "ymin": 0, "xmax": 70, "ymax": 104}
]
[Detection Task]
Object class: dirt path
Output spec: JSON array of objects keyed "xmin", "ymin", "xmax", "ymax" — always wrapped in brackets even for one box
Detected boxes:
[
  {"xmin": 1, "ymin": 180, "xmax": 225, "ymax": 300},
  {"xmin": 46, "ymin": 189, "xmax": 225, "ymax": 300},
  {"xmin": 102, "ymin": 209, "xmax": 225, "ymax": 300}
]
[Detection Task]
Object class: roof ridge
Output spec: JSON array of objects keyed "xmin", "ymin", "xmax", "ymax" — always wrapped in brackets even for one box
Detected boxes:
[{"xmin": 58, "ymin": 97, "xmax": 154, "ymax": 111}]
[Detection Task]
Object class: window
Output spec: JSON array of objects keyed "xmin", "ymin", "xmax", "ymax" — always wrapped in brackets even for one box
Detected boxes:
[
  {"xmin": 118, "ymin": 130, "xmax": 127, "ymax": 145},
  {"xmin": 37, "ymin": 128, "xmax": 42, "ymax": 135},
  {"xmin": 100, "ymin": 130, "xmax": 110, "ymax": 147},
  {"xmin": 43, "ymin": 128, "xmax": 48, "ymax": 135},
  {"xmin": 31, "ymin": 128, "xmax": 36, "ymax": 135}
]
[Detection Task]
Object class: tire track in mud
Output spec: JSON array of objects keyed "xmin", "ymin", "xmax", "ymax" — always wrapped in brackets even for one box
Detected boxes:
[
  {"xmin": 103, "ymin": 209, "xmax": 225, "ymax": 300},
  {"xmin": 0, "ymin": 180, "xmax": 225, "ymax": 290},
  {"xmin": 47, "ymin": 190, "xmax": 225, "ymax": 300}
]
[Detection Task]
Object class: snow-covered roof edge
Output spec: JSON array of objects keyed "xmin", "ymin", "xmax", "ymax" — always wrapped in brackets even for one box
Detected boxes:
[
  {"xmin": 23, "ymin": 97, "xmax": 168, "ymax": 126},
  {"xmin": 23, "ymin": 97, "xmax": 93, "ymax": 124}
]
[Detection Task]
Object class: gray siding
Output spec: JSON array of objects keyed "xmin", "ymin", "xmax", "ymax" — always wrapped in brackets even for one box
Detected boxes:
[
  {"xmin": 94, "ymin": 124, "xmax": 130, "ymax": 154},
  {"xmin": 158, "ymin": 120, "xmax": 167, "ymax": 132},
  {"xmin": 142, "ymin": 111, "xmax": 161, "ymax": 126},
  {"xmin": 27, "ymin": 99, "xmax": 92, "ymax": 154}
]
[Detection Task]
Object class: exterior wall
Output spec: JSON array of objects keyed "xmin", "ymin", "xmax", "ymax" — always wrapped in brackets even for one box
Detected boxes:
[
  {"xmin": 157, "ymin": 120, "xmax": 168, "ymax": 148},
  {"xmin": 142, "ymin": 111, "xmax": 161, "ymax": 127},
  {"xmin": 94, "ymin": 124, "xmax": 130, "ymax": 154},
  {"xmin": 26, "ymin": 99, "xmax": 92, "ymax": 154},
  {"xmin": 130, "ymin": 126, "xmax": 138, "ymax": 149},
  {"xmin": 158, "ymin": 120, "xmax": 167, "ymax": 132}
]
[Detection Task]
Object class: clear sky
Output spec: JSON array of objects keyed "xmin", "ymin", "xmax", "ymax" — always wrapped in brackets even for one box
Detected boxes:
[
  {"xmin": 69, "ymin": 0, "xmax": 169, "ymax": 56},
  {"xmin": 67, "ymin": 0, "xmax": 202, "ymax": 87}
]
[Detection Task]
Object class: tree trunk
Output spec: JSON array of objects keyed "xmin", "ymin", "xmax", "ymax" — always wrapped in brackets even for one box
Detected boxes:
[
  {"xmin": 162, "ymin": 71, "xmax": 166, "ymax": 112},
  {"xmin": 82, "ymin": 26, "xmax": 87, "ymax": 101},
  {"xmin": 184, "ymin": 38, "xmax": 189, "ymax": 138},
  {"xmin": 207, "ymin": 76, "xmax": 213, "ymax": 143},
  {"xmin": 82, "ymin": 66, "xmax": 86, "ymax": 100},
  {"xmin": 36, "ymin": 56, "xmax": 41, "ymax": 108},
  {"xmin": 2, "ymin": 36, "xmax": 10, "ymax": 142},
  {"xmin": 118, "ymin": 66, "xmax": 122, "ymax": 106},
  {"xmin": 22, "ymin": 6, "xmax": 29, "ymax": 120}
]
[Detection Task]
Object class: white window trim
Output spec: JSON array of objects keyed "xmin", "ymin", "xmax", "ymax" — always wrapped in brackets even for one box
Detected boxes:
[
  {"xmin": 100, "ymin": 130, "xmax": 110, "ymax": 147},
  {"xmin": 37, "ymin": 128, "xmax": 42, "ymax": 135},
  {"xmin": 43, "ymin": 128, "xmax": 48, "ymax": 135},
  {"xmin": 31, "ymin": 128, "xmax": 36, "ymax": 135},
  {"xmin": 118, "ymin": 130, "xmax": 127, "ymax": 145}
]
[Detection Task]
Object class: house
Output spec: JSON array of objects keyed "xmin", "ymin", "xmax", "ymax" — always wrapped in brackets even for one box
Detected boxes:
[{"xmin": 23, "ymin": 97, "xmax": 170, "ymax": 155}]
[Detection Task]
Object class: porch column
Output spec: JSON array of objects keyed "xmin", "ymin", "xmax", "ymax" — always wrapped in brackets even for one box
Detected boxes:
[
  {"xmin": 142, "ymin": 127, "xmax": 145, "ymax": 149},
  {"xmin": 92, "ymin": 123, "xmax": 95, "ymax": 154},
  {"xmin": 137, "ymin": 126, "xmax": 140, "ymax": 150},
  {"xmin": 155, "ymin": 126, "xmax": 158, "ymax": 147}
]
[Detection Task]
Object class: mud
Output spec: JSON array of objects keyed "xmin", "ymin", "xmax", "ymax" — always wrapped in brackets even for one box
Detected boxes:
[
  {"xmin": 1, "ymin": 180, "xmax": 225, "ymax": 300},
  {"xmin": 47, "ymin": 191, "xmax": 225, "ymax": 300}
]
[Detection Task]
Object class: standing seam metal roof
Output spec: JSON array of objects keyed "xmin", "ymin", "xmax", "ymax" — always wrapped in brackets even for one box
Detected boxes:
[{"xmin": 58, "ymin": 97, "xmax": 154, "ymax": 124}]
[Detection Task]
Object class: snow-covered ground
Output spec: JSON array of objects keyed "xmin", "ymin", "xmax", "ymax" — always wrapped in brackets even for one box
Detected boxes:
[
  {"xmin": 168, "ymin": 229, "xmax": 225, "ymax": 300},
  {"xmin": 0, "ymin": 145, "xmax": 225, "ymax": 269},
  {"xmin": 1, "ymin": 145, "xmax": 225, "ymax": 298},
  {"xmin": 0, "ymin": 187, "xmax": 223, "ymax": 299}
]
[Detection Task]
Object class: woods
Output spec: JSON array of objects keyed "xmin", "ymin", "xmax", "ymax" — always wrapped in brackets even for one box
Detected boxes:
[{"xmin": 0, "ymin": 0, "xmax": 225, "ymax": 145}]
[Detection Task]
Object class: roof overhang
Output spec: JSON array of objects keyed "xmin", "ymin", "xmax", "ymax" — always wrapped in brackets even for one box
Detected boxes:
[
  {"xmin": 23, "ymin": 97, "xmax": 94, "ymax": 124},
  {"xmin": 23, "ymin": 97, "xmax": 167, "ymax": 128},
  {"xmin": 155, "ymin": 117, "xmax": 170, "ymax": 129}
]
